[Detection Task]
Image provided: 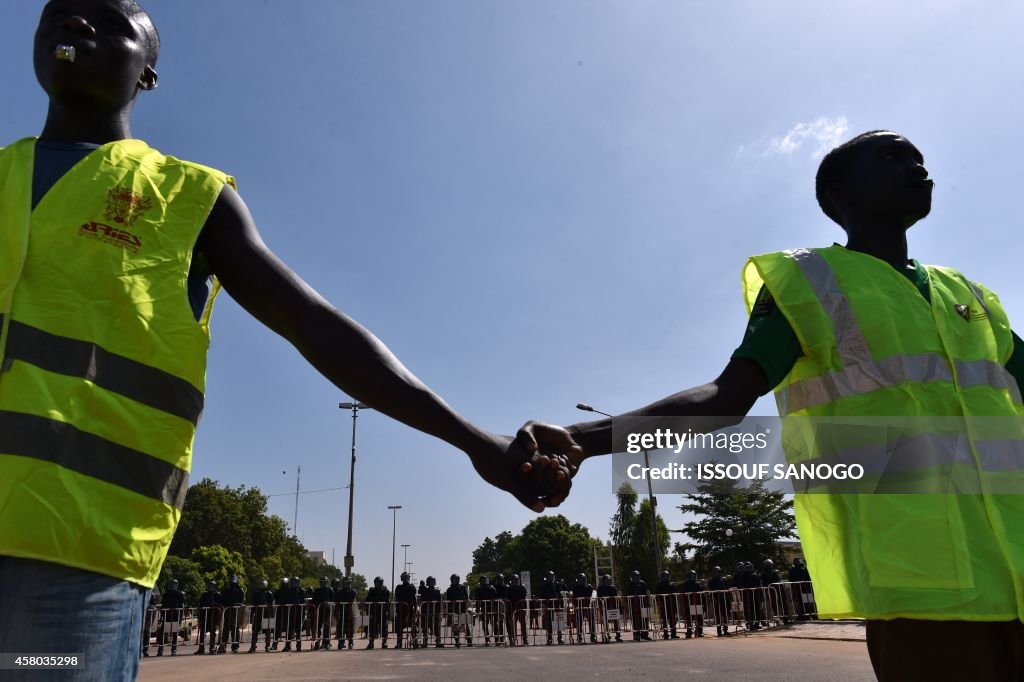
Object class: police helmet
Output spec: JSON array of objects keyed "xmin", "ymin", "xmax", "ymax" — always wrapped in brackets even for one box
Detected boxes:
[
  {"xmin": 374, "ymin": 576, "xmax": 384, "ymax": 586},
  {"xmin": 207, "ymin": 580, "xmax": 217, "ymax": 591},
  {"xmin": 260, "ymin": 579, "xmax": 269, "ymax": 588},
  {"xmin": 229, "ymin": 574, "xmax": 239, "ymax": 584},
  {"xmin": 427, "ymin": 576, "xmax": 436, "ymax": 586},
  {"xmin": 450, "ymin": 574, "xmax": 460, "ymax": 584},
  {"xmin": 168, "ymin": 579, "xmax": 179, "ymax": 590}
]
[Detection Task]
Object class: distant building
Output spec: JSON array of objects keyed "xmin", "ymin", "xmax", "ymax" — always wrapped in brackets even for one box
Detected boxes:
[
  {"xmin": 306, "ymin": 550, "xmax": 327, "ymax": 565},
  {"xmin": 778, "ymin": 540, "xmax": 804, "ymax": 565}
]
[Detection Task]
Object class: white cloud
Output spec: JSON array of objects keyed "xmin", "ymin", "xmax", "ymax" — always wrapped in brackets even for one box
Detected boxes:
[{"xmin": 739, "ymin": 117, "xmax": 850, "ymax": 159}]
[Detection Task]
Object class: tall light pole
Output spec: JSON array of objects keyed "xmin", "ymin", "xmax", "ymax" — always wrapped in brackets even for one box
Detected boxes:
[
  {"xmin": 577, "ymin": 402, "xmax": 663, "ymax": 579},
  {"xmin": 340, "ymin": 401, "xmax": 372, "ymax": 578},
  {"xmin": 388, "ymin": 505, "xmax": 402, "ymax": 594},
  {"xmin": 725, "ymin": 528, "xmax": 737, "ymax": 570},
  {"xmin": 401, "ymin": 544, "xmax": 411, "ymax": 576}
]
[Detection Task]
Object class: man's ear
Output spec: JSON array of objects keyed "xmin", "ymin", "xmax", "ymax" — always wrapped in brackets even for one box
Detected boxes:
[{"xmin": 139, "ymin": 66, "xmax": 158, "ymax": 91}]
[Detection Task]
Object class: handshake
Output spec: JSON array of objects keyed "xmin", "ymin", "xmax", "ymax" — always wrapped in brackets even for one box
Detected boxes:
[{"xmin": 465, "ymin": 420, "xmax": 591, "ymax": 513}]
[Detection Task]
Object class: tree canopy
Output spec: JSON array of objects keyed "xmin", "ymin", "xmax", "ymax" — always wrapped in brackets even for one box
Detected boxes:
[
  {"xmin": 159, "ymin": 478, "xmax": 344, "ymax": 597},
  {"xmin": 608, "ymin": 483, "xmax": 671, "ymax": 585},
  {"xmin": 471, "ymin": 515, "xmax": 603, "ymax": 587},
  {"xmin": 677, "ymin": 475, "xmax": 796, "ymax": 573}
]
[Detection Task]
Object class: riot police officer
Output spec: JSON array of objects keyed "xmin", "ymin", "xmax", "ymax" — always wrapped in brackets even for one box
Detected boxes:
[
  {"xmin": 473, "ymin": 576, "xmax": 498, "ymax": 645},
  {"xmin": 159, "ymin": 579, "xmax": 186, "ymax": 656},
  {"xmin": 596, "ymin": 574, "xmax": 622, "ymax": 643},
  {"xmin": 446, "ymin": 574, "xmax": 472, "ymax": 647},
  {"xmin": 219, "ymin": 574, "xmax": 245, "ymax": 653},
  {"xmin": 654, "ymin": 570, "xmax": 678, "ymax": 640},
  {"xmin": 420, "ymin": 576, "xmax": 443, "ymax": 648},
  {"xmin": 312, "ymin": 577, "xmax": 335, "ymax": 650},
  {"xmin": 680, "ymin": 570, "xmax": 704, "ymax": 638},
  {"xmin": 571, "ymin": 573, "xmax": 596, "ymax": 644},
  {"xmin": 493, "ymin": 573, "xmax": 509, "ymax": 644},
  {"xmin": 394, "ymin": 572, "xmax": 418, "ymax": 648},
  {"xmin": 626, "ymin": 570, "xmax": 651, "ymax": 641},
  {"xmin": 760, "ymin": 559, "xmax": 784, "ymax": 624},
  {"xmin": 365, "ymin": 577, "xmax": 390, "ymax": 649},
  {"xmin": 537, "ymin": 570, "xmax": 564, "ymax": 645},
  {"xmin": 506, "ymin": 574, "xmax": 529, "ymax": 646},
  {"xmin": 707, "ymin": 566, "xmax": 732, "ymax": 636},
  {"xmin": 334, "ymin": 576, "xmax": 357, "ymax": 650},
  {"xmin": 282, "ymin": 577, "xmax": 304, "ymax": 651},
  {"xmin": 272, "ymin": 577, "xmax": 289, "ymax": 650},
  {"xmin": 788, "ymin": 558, "xmax": 814, "ymax": 620},
  {"xmin": 196, "ymin": 581, "xmax": 221, "ymax": 655},
  {"xmin": 248, "ymin": 579, "xmax": 275, "ymax": 653},
  {"xmin": 141, "ymin": 585, "xmax": 161, "ymax": 658},
  {"xmin": 736, "ymin": 562, "xmax": 762, "ymax": 630}
]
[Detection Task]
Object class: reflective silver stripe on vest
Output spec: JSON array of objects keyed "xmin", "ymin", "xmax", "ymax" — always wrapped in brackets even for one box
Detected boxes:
[
  {"xmin": 955, "ymin": 359, "xmax": 1024, "ymax": 406},
  {"xmin": 785, "ymin": 248, "xmax": 873, "ymax": 367},
  {"xmin": 0, "ymin": 410, "xmax": 188, "ymax": 509},
  {"xmin": 778, "ymin": 250, "xmax": 1022, "ymax": 413},
  {"xmin": 797, "ymin": 430, "xmax": 1024, "ymax": 483},
  {"xmin": 4, "ymin": 319, "xmax": 204, "ymax": 425}
]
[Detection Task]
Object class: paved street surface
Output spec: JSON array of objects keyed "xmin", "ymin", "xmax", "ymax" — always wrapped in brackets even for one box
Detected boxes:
[{"xmin": 139, "ymin": 623, "xmax": 874, "ymax": 682}]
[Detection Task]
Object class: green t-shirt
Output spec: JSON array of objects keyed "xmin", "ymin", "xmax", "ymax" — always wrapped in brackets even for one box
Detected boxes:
[{"xmin": 732, "ymin": 258, "xmax": 1024, "ymax": 394}]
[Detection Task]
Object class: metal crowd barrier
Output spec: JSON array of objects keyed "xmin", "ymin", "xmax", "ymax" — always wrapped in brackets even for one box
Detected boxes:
[{"xmin": 140, "ymin": 584, "xmax": 816, "ymax": 655}]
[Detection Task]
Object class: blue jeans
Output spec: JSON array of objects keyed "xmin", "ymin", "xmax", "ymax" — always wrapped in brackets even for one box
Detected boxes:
[{"xmin": 0, "ymin": 556, "xmax": 150, "ymax": 681}]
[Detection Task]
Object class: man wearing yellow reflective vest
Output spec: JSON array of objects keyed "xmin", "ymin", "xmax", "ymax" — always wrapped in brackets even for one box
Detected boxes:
[
  {"xmin": 0, "ymin": 2, "xmax": 579, "ymax": 679},
  {"xmin": 520, "ymin": 130, "xmax": 1024, "ymax": 680}
]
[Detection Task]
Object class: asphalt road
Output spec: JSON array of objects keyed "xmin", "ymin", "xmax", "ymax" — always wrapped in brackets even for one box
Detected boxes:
[{"xmin": 138, "ymin": 632, "xmax": 875, "ymax": 682}]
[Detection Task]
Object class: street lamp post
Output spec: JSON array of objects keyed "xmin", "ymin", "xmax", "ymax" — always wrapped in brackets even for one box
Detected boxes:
[
  {"xmin": 577, "ymin": 402, "xmax": 663, "ymax": 579},
  {"xmin": 388, "ymin": 505, "xmax": 402, "ymax": 594},
  {"xmin": 401, "ymin": 544, "xmax": 411, "ymax": 576},
  {"xmin": 725, "ymin": 528, "xmax": 737, "ymax": 570},
  {"xmin": 339, "ymin": 401, "xmax": 371, "ymax": 578}
]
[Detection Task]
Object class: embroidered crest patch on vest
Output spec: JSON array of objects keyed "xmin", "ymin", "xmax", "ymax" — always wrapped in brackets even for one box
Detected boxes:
[
  {"xmin": 104, "ymin": 186, "xmax": 153, "ymax": 227},
  {"xmin": 955, "ymin": 304, "xmax": 971, "ymax": 321}
]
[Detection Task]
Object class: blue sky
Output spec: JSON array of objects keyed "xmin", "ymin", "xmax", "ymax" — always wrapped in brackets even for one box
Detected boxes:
[{"xmin": 4, "ymin": 0, "xmax": 1023, "ymax": 585}]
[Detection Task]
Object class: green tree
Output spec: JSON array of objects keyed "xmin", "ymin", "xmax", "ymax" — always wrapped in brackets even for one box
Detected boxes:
[
  {"xmin": 471, "ymin": 530, "xmax": 516, "ymax": 576},
  {"xmin": 170, "ymin": 478, "xmax": 291, "ymax": 564},
  {"xmin": 157, "ymin": 555, "xmax": 204, "ymax": 604},
  {"xmin": 351, "ymin": 574, "xmax": 369, "ymax": 602},
  {"xmin": 507, "ymin": 515, "xmax": 602, "ymax": 582},
  {"xmin": 609, "ymin": 483, "xmax": 670, "ymax": 585},
  {"xmin": 190, "ymin": 544, "xmax": 246, "ymax": 587},
  {"xmin": 677, "ymin": 475, "xmax": 796, "ymax": 572}
]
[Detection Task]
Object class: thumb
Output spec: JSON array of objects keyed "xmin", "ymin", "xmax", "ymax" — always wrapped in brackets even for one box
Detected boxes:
[{"xmin": 515, "ymin": 422, "xmax": 539, "ymax": 453}]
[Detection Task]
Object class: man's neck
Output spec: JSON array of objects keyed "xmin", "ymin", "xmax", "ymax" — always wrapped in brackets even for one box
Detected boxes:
[
  {"xmin": 38, "ymin": 100, "xmax": 134, "ymax": 145},
  {"xmin": 843, "ymin": 226, "xmax": 911, "ymax": 269}
]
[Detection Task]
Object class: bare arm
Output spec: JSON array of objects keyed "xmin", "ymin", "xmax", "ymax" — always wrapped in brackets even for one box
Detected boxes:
[
  {"xmin": 519, "ymin": 357, "xmax": 767, "ymax": 462},
  {"xmin": 197, "ymin": 186, "xmax": 573, "ymax": 509}
]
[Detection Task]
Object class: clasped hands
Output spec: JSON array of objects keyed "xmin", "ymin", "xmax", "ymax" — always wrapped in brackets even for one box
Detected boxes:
[{"xmin": 465, "ymin": 421, "xmax": 586, "ymax": 513}]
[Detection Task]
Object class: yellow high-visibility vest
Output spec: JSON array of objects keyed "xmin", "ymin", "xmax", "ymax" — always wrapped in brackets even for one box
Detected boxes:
[
  {"xmin": 743, "ymin": 245, "xmax": 1024, "ymax": 620},
  {"xmin": 0, "ymin": 137, "xmax": 233, "ymax": 587}
]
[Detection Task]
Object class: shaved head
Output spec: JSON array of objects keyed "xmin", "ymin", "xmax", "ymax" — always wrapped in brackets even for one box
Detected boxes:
[{"xmin": 121, "ymin": 0, "xmax": 160, "ymax": 65}]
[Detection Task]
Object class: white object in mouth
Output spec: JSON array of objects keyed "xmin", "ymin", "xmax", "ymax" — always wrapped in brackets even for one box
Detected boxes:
[{"xmin": 55, "ymin": 44, "xmax": 76, "ymax": 63}]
